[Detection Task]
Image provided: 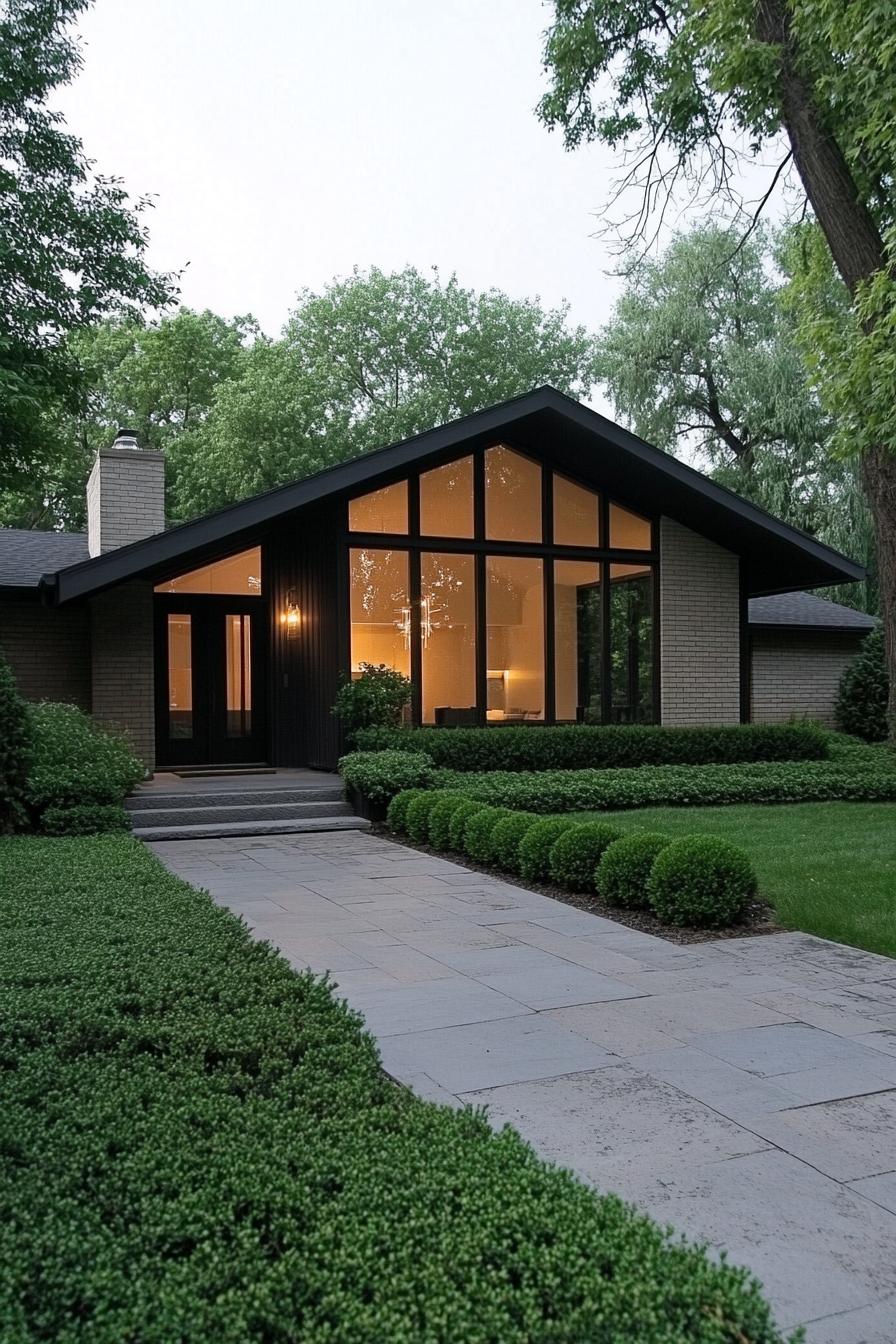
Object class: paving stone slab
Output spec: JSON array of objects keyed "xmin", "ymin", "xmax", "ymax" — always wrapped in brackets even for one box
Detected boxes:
[
  {"xmin": 697, "ymin": 1022, "xmax": 896, "ymax": 1079},
  {"xmin": 846, "ymin": 1171, "xmax": 896, "ymax": 1216},
  {"xmin": 746, "ymin": 1091, "xmax": 896, "ymax": 1183},
  {"xmin": 340, "ymin": 976, "xmax": 531, "ymax": 1037}
]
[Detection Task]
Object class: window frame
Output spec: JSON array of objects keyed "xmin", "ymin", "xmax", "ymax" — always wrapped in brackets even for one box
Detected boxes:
[{"xmin": 342, "ymin": 442, "xmax": 660, "ymax": 727}]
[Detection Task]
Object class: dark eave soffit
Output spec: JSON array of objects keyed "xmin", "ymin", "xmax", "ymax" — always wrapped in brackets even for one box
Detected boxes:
[{"xmin": 46, "ymin": 387, "xmax": 865, "ymax": 604}]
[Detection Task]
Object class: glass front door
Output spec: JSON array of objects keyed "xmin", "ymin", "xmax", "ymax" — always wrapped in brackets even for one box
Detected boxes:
[{"xmin": 154, "ymin": 597, "xmax": 266, "ymax": 766}]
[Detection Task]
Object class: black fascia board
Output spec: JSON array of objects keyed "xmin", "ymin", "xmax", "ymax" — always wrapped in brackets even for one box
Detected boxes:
[{"xmin": 46, "ymin": 386, "xmax": 865, "ymax": 604}]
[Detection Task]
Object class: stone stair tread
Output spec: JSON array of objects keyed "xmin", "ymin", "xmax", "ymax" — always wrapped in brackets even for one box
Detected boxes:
[
  {"xmin": 127, "ymin": 787, "xmax": 344, "ymax": 811},
  {"xmin": 129, "ymin": 801, "xmax": 352, "ymax": 824},
  {"xmin": 133, "ymin": 816, "xmax": 370, "ymax": 841}
]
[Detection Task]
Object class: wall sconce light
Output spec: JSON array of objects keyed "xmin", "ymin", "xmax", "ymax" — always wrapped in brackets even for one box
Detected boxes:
[{"xmin": 280, "ymin": 588, "xmax": 301, "ymax": 639}]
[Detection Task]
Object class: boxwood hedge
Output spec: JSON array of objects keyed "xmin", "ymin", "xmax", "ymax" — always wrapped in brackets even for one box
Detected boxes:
[
  {"xmin": 548, "ymin": 821, "xmax": 622, "ymax": 890},
  {"xmin": 463, "ymin": 806, "xmax": 514, "ymax": 863},
  {"xmin": 489, "ymin": 811, "xmax": 540, "ymax": 873},
  {"xmin": 597, "ymin": 833, "xmax": 673, "ymax": 910},
  {"xmin": 435, "ymin": 756, "xmax": 896, "ymax": 813},
  {"xmin": 648, "ymin": 835, "xmax": 758, "ymax": 928},
  {"xmin": 355, "ymin": 722, "xmax": 829, "ymax": 770},
  {"xmin": 0, "ymin": 835, "xmax": 787, "ymax": 1342},
  {"xmin": 339, "ymin": 748, "xmax": 435, "ymax": 803}
]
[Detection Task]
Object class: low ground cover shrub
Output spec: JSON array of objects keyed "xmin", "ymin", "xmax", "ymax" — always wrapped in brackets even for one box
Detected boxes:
[
  {"xmin": 463, "ymin": 806, "xmax": 514, "ymax": 863},
  {"xmin": 597, "ymin": 833, "xmax": 672, "ymax": 909},
  {"xmin": 356, "ymin": 721, "xmax": 829, "ymax": 770},
  {"xmin": 489, "ymin": 811, "xmax": 539, "ymax": 873},
  {"xmin": 41, "ymin": 803, "xmax": 131, "ymax": 836},
  {"xmin": 548, "ymin": 821, "xmax": 622, "ymax": 890},
  {"xmin": 0, "ymin": 650, "xmax": 29, "ymax": 832},
  {"xmin": 0, "ymin": 834, "xmax": 787, "ymax": 1341},
  {"xmin": 339, "ymin": 749, "xmax": 434, "ymax": 803},
  {"xmin": 436, "ymin": 755, "xmax": 896, "ymax": 813},
  {"xmin": 24, "ymin": 702, "xmax": 144, "ymax": 832},
  {"xmin": 647, "ymin": 835, "xmax": 757, "ymax": 927},
  {"xmin": 519, "ymin": 817, "xmax": 578, "ymax": 882},
  {"xmin": 385, "ymin": 787, "xmax": 427, "ymax": 832},
  {"xmin": 405, "ymin": 790, "xmax": 442, "ymax": 843}
]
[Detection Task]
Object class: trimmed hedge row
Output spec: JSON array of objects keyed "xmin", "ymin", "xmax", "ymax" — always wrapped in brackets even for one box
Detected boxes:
[
  {"xmin": 355, "ymin": 721, "xmax": 829, "ymax": 770},
  {"xmin": 387, "ymin": 790, "xmax": 758, "ymax": 928},
  {"xmin": 0, "ymin": 835, "xmax": 786, "ymax": 1341},
  {"xmin": 435, "ymin": 756, "xmax": 896, "ymax": 812},
  {"xmin": 340, "ymin": 748, "xmax": 435, "ymax": 803}
]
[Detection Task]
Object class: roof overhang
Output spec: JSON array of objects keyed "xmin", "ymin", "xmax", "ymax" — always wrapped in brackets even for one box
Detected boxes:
[{"xmin": 44, "ymin": 387, "xmax": 865, "ymax": 604}]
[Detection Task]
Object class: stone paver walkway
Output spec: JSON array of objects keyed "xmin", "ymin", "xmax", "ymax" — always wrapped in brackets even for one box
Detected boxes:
[{"xmin": 149, "ymin": 830, "xmax": 896, "ymax": 1343}]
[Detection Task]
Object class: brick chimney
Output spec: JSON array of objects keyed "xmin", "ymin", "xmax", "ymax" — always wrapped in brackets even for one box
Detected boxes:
[{"xmin": 87, "ymin": 429, "xmax": 166, "ymax": 556}]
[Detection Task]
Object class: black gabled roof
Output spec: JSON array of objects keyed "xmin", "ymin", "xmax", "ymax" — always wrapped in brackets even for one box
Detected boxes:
[
  {"xmin": 748, "ymin": 591, "xmax": 877, "ymax": 631},
  {"xmin": 38, "ymin": 386, "xmax": 865, "ymax": 603},
  {"xmin": 0, "ymin": 529, "xmax": 89, "ymax": 593}
]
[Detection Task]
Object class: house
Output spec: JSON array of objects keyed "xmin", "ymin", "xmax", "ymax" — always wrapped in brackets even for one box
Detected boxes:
[{"xmin": 0, "ymin": 388, "xmax": 875, "ymax": 772}]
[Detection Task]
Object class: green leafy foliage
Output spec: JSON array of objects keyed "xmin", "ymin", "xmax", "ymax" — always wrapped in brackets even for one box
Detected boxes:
[
  {"xmin": 405, "ymin": 792, "xmax": 442, "ymax": 844},
  {"xmin": 339, "ymin": 749, "xmax": 434, "ymax": 804},
  {"xmin": 356, "ymin": 722, "xmax": 829, "ymax": 771},
  {"xmin": 647, "ymin": 836, "xmax": 758, "ymax": 928},
  {"xmin": 23, "ymin": 703, "xmax": 143, "ymax": 824},
  {"xmin": 0, "ymin": 651, "xmax": 30, "ymax": 832},
  {"xmin": 447, "ymin": 800, "xmax": 489, "ymax": 851},
  {"xmin": 426, "ymin": 792, "xmax": 471, "ymax": 849},
  {"xmin": 0, "ymin": 0, "xmax": 176, "ymax": 529},
  {"xmin": 385, "ymin": 788, "xmax": 428, "ymax": 834},
  {"xmin": 40, "ymin": 803, "xmax": 131, "ymax": 836},
  {"xmin": 548, "ymin": 822, "xmax": 623, "ymax": 890},
  {"xmin": 437, "ymin": 755, "xmax": 896, "ymax": 812},
  {"xmin": 836, "ymin": 627, "xmax": 888, "ymax": 742},
  {"xmin": 518, "ymin": 817, "xmax": 578, "ymax": 882},
  {"xmin": 489, "ymin": 812, "xmax": 540, "ymax": 873},
  {"xmin": 597, "ymin": 833, "xmax": 673, "ymax": 910},
  {"xmin": 463, "ymin": 807, "xmax": 514, "ymax": 864},
  {"xmin": 0, "ymin": 834, "xmax": 787, "ymax": 1340},
  {"xmin": 332, "ymin": 664, "xmax": 413, "ymax": 745}
]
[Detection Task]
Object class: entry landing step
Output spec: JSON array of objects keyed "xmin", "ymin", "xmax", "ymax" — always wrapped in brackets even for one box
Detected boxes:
[
  {"xmin": 132, "ymin": 815, "xmax": 371, "ymax": 842},
  {"xmin": 126, "ymin": 786, "xmax": 345, "ymax": 812},
  {"xmin": 171, "ymin": 766, "xmax": 276, "ymax": 779}
]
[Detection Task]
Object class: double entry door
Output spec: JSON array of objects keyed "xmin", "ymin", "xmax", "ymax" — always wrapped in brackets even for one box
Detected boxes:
[{"xmin": 154, "ymin": 596, "xmax": 266, "ymax": 767}]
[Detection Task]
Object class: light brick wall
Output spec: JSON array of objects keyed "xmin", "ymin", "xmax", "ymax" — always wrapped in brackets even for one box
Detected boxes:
[
  {"xmin": 87, "ymin": 446, "xmax": 166, "ymax": 556},
  {"xmin": 750, "ymin": 629, "xmax": 864, "ymax": 726},
  {"xmin": 660, "ymin": 517, "xmax": 741, "ymax": 725},
  {"xmin": 0, "ymin": 600, "xmax": 92, "ymax": 708},
  {"xmin": 90, "ymin": 582, "xmax": 155, "ymax": 767}
]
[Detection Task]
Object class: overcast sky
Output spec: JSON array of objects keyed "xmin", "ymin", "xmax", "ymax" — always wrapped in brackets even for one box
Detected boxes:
[{"xmin": 58, "ymin": 0, "xmax": 630, "ymax": 351}]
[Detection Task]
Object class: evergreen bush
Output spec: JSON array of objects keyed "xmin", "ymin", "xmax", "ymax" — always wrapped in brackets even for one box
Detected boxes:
[
  {"xmin": 597, "ymin": 833, "xmax": 672, "ymax": 910},
  {"xmin": 463, "ymin": 806, "xmax": 513, "ymax": 864},
  {"xmin": 647, "ymin": 835, "xmax": 757, "ymax": 928},
  {"xmin": 548, "ymin": 821, "xmax": 622, "ymax": 890},
  {"xmin": 518, "ymin": 817, "xmax": 577, "ymax": 882},
  {"xmin": 489, "ymin": 811, "xmax": 539, "ymax": 873},
  {"xmin": 0, "ymin": 650, "xmax": 30, "ymax": 833},
  {"xmin": 447, "ymin": 800, "xmax": 489, "ymax": 851},
  {"xmin": 385, "ymin": 788, "xmax": 427, "ymax": 833},
  {"xmin": 835, "ymin": 627, "xmax": 888, "ymax": 743}
]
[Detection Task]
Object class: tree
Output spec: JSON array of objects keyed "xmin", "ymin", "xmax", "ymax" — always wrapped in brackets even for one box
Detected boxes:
[
  {"xmin": 170, "ymin": 267, "xmax": 600, "ymax": 518},
  {"xmin": 538, "ymin": 0, "xmax": 896, "ymax": 737},
  {"xmin": 597, "ymin": 222, "xmax": 876, "ymax": 610},
  {"xmin": 835, "ymin": 627, "xmax": 888, "ymax": 742},
  {"xmin": 0, "ymin": 0, "xmax": 175, "ymax": 521}
]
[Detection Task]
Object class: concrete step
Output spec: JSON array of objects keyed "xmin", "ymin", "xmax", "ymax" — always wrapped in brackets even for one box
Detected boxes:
[
  {"xmin": 126, "ymin": 785, "xmax": 344, "ymax": 812},
  {"xmin": 132, "ymin": 815, "xmax": 370, "ymax": 842},
  {"xmin": 129, "ymin": 800, "xmax": 354, "ymax": 828}
]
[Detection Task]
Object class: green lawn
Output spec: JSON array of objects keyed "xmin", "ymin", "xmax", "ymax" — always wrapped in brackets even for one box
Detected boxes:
[{"xmin": 577, "ymin": 801, "xmax": 896, "ymax": 958}]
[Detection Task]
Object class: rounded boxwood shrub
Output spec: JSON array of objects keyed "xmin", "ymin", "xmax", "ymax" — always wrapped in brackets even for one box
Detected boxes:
[
  {"xmin": 386, "ymin": 788, "xmax": 426, "ymax": 833},
  {"xmin": 447, "ymin": 799, "xmax": 489, "ymax": 852},
  {"xmin": 406, "ymin": 791, "xmax": 443, "ymax": 844},
  {"xmin": 548, "ymin": 821, "xmax": 622, "ymax": 891},
  {"xmin": 647, "ymin": 835, "xmax": 758, "ymax": 928},
  {"xmin": 489, "ymin": 811, "xmax": 539, "ymax": 873},
  {"xmin": 518, "ymin": 817, "xmax": 578, "ymax": 883},
  {"xmin": 463, "ymin": 806, "xmax": 513, "ymax": 864},
  {"xmin": 426, "ymin": 792, "xmax": 470, "ymax": 849},
  {"xmin": 41, "ymin": 803, "xmax": 132, "ymax": 836},
  {"xmin": 597, "ymin": 833, "xmax": 672, "ymax": 910}
]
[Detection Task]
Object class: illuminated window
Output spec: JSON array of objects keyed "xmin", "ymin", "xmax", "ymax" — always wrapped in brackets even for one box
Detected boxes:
[
  {"xmin": 166, "ymin": 614, "xmax": 193, "ymax": 739},
  {"xmin": 225, "ymin": 613, "xmax": 253, "ymax": 738},
  {"xmin": 155, "ymin": 547, "xmax": 262, "ymax": 595},
  {"xmin": 485, "ymin": 445, "xmax": 541, "ymax": 542},
  {"xmin": 553, "ymin": 474, "xmax": 600, "ymax": 547},
  {"xmin": 610, "ymin": 563, "xmax": 653, "ymax": 723},
  {"xmin": 349, "ymin": 548, "xmax": 410, "ymax": 677},
  {"xmin": 421, "ymin": 553, "xmax": 476, "ymax": 724},
  {"xmin": 609, "ymin": 502, "xmax": 652, "ymax": 550},
  {"xmin": 486, "ymin": 555, "xmax": 544, "ymax": 720},
  {"xmin": 554, "ymin": 560, "xmax": 601, "ymax": 722},
  {"xmin": 348, "ymin": 481, "xmax": 408, "ymax": 533},
  {"xmin": 419, "ymin": 456, "xmax": 474, "ymax": 538}
]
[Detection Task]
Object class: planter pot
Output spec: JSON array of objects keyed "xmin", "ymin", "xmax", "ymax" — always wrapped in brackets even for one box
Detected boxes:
[{"xmin": 346, "ymin": 787, "xmax": 389, "ymax": 824}]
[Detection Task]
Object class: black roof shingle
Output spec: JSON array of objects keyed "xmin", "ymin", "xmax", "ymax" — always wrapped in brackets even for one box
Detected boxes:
[
  {"xmin": 748, "ymin": 591, "xmax": 877, "ymax": 631},
  {"xmin": 0, "ymin": 529, "xmax": 89, "ymax": 590}
]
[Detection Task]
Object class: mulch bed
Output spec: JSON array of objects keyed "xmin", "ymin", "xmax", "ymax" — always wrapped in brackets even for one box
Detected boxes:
[{"xmin": 373, "ymin": 827, "xmax": 781, "ymax": 946}]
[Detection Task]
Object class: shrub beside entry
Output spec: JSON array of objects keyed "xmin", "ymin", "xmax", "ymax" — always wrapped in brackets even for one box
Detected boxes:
[
  {"xmin": 647, "ymin": 835, "xmax": 757, "ymax": 928},
  {"xmin": 597, "ymin": 833, "xmax": 672, "ymax": 910},
  {"xmin": 340, "ymin": 749, "xmax": 434, "ymax": 804}
]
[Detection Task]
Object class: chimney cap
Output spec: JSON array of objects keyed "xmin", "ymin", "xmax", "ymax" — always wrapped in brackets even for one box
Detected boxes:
[{"xmin": 113, "ymin": 427, "xmax": 140, "ymax": 449}]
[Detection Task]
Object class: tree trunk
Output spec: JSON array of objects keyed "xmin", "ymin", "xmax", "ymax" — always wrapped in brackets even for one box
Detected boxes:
[{"xmin": 756, "ymin": 0, "xmax": 896, "ymax": 738}]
